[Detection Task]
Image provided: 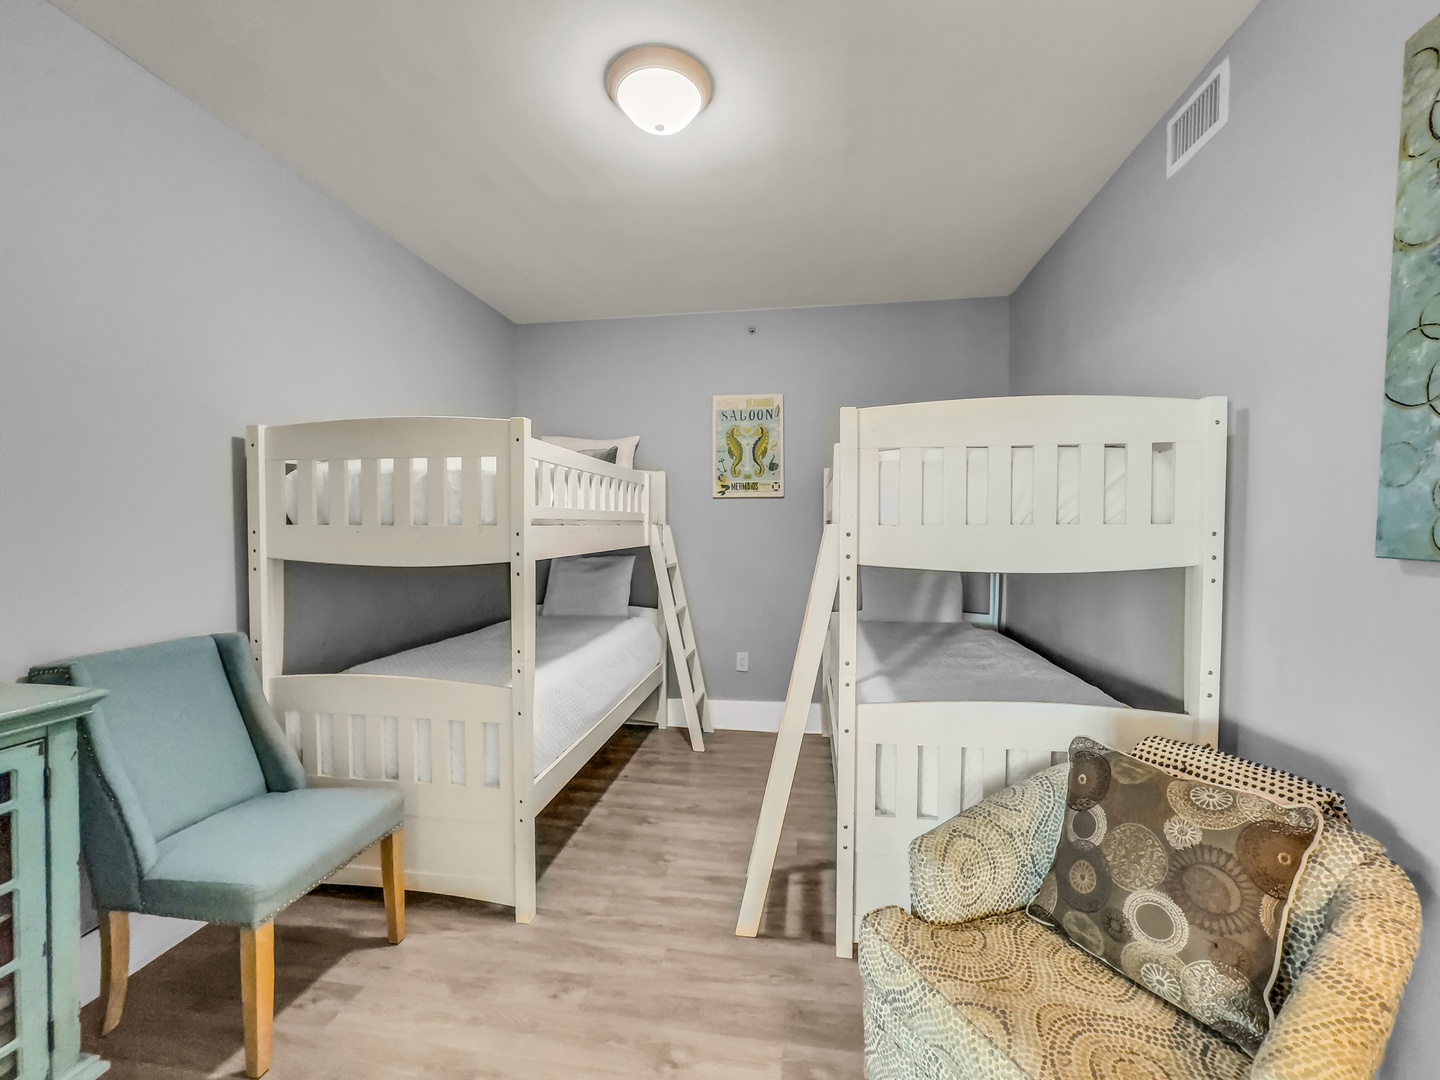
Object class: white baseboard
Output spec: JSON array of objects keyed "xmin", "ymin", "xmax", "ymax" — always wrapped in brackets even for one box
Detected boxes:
[
  {"xmin": 79, "ymin": 914, "xmax": 205, "ymax": 1005},
  {"xmin": 665, "ymin": 698, "xmax": 821, "ymax": 734}
]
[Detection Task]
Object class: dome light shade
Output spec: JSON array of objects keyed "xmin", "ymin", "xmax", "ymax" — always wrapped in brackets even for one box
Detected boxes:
[{"xmin": 606, "ymin": 45, "xmax": 713, "ymax": 136}]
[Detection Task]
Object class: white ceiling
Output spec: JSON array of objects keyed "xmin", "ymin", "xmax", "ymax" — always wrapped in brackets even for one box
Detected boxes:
[{"xmin": 51, "ymin": 1, "xmax": 1260, "ymax": 324}]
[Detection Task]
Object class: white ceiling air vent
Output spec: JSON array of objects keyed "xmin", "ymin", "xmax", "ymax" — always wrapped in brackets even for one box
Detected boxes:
[{"xmin": 1167, "ymin": 58, "xmax": 1230, "ymax": 177}]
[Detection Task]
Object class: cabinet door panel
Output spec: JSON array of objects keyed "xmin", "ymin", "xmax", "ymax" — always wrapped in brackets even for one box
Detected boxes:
[{"xmin": 0, "ymin": 742, "xmax": 50, "ymax": 1079}]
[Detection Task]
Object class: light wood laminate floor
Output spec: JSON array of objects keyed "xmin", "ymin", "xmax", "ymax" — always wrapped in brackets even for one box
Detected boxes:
[{"xmin": 81, "ymin": 727, "xmax": 863, "ymax": 1079}]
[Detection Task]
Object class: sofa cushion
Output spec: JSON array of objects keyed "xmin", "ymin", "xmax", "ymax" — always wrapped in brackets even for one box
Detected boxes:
[
  {"xmin": 861, "ymin": 906, "xmax": 1252, "ymax": 1080},
  {"xmin": 1027, "ymin": 737, "xmax": 1323, "ymax": 1055},
  {"xmin": 141, "ymin": 786, "xmax": 403, "ymax": 926}
]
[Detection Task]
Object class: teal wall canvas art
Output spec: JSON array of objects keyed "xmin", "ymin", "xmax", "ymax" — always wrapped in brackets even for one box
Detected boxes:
[{"xmin": 1378, "ymin": 13, "xmax": 1440, "ymax": 560}]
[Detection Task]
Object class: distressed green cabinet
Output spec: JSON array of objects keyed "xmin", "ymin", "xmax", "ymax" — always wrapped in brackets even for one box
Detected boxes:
[{"xmin": 0, "ymin": 686, "xmax": 107, "ymax": 1080}]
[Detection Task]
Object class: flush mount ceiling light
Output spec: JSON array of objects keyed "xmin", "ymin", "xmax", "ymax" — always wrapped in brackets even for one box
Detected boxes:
[{"xmin": 606, "ymin": 45, "xmax": 713, "ymax": 136}]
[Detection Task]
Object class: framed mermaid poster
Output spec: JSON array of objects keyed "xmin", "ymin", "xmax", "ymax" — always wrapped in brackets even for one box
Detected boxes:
[{"xmin": 713, "ymin": 394, "xmax": 783, "ymax": 498}]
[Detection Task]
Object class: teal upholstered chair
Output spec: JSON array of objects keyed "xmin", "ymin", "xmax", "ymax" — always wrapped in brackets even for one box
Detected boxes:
[{"xmin": 29, "ymin": 633, "xmax": 406, "ymax": 1079}]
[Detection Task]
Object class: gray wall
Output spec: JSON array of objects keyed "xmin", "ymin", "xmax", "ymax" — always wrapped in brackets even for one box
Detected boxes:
[
  {"xmin": 0, "ymin": 0, "xmax": 517, "ymax": 679},
  {"xmin": 1006, "ymin": 0, "xmax": 1439, "ymax": 1068},
  {"xmin": 17, "ymin": 0, "xmax": 1425, "ymax": 1055},
  {"xmin": 516, "ymin": 299, "xmax": 1010, "ymax": 703}
]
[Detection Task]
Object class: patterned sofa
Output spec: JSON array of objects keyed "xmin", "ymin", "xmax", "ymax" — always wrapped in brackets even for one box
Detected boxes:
[{"xmin": 859, "ymin": 739, "xmax": 1422, "ymax": 1080}]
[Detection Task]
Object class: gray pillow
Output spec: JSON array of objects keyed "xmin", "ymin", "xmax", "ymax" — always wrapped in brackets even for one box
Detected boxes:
[
  {"xmin": 541, "ymin": 555, "xmax": 635, "ymax": 617},
  {"xmin": 578, "ymin": 446, "xmax": 619, "ymax": 464}
]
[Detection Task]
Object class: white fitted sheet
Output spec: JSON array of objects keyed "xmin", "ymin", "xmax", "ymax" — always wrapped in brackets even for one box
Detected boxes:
[
  {"xmin": 855, "ymin": 619, "xmax": 1120, "ymax": 707},
  {"xmin": 345, "ymin": 608, "xmax": 663, "ymax": 776}
]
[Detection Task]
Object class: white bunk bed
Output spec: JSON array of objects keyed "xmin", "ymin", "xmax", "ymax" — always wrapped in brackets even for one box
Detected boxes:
[
  {"xmin": 738, "ymin": 396, "xmax": 1228, "ymax": 955},
  {"xmin": 246, "ymin": 416, "xmax": 690, "ymax": 923}
]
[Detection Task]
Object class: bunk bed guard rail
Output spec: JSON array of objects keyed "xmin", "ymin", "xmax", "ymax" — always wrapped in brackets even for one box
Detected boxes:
[
  {"xmin": 248, "ymin": 417, "xmax": 650, "ymax": 569},
  {"xmin": 843, "ymin": 395, "xmax": 1227, "ymax": 576}
]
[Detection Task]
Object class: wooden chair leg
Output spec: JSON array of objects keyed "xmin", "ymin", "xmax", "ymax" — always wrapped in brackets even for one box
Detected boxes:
[
  {"xmin": 380, "ymin": 829, "xmax": 406, "ymax": 944},
  {"xmin": 97, "ymin": 910, "xmax": 129, "ymax": 1036},
  {"xmin": 240, "ymin": 921, "xmax": 274, "ymax": 1079}
]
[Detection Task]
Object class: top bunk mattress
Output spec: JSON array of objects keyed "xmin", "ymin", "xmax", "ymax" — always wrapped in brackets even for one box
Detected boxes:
[
  {"xmin": 855, "ymin": 619, "xmax": 1121, "ymax": 708},
  {"xmin": 345, "ymin": 608, "xmax": 663, "ymax": 775}
]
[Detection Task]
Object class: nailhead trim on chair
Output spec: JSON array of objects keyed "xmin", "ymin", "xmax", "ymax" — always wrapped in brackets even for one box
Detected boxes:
[
  {"xmin": 76, "ymin": 726, "xmax": 150, "ymax": 884},
  {"xmin": 238, "ymin": 823, "xmax": 403, "ymax": 929}
]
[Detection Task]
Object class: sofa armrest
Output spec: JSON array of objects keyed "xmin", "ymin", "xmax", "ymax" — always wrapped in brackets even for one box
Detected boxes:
[
  {"xmin": 909, "ymin": 763, "xmax": 1067, "ymax": 926},
  {"xmin": 1251, "ymin": 854, "xmax": 1422, "ymax": 1080}
]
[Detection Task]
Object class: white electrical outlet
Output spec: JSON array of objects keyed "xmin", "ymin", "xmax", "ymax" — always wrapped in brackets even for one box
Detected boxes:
[{"xmin": 735, "ymin": 652, "xmax": 749, "ymax": 672}]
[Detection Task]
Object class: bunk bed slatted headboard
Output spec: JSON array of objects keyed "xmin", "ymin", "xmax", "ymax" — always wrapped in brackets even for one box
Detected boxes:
[
  {"xmin": 250, "ymin": 417, "xmax": 652, "ymax": 569},
  {"xmin": 255, "ymin": 417, "xmax": 517, "ymax": 567},
  {"xmin": 845, "ymin": 396, "xmax": 1227, "ymax": 575}
]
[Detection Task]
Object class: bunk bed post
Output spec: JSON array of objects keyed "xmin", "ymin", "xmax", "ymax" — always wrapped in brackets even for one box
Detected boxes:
[
  {"xmin": 834, "ymin": 407, "xmax": 861, "ymax": 957},
  {"xmin": 1183, "ymin": 397, "xmax": 1228, "ymax": 742},
  {"xmin": 653, "ymin": 635, "xmax": 669, "ymax": 731},
  {"xmin": 648, "ymin": 469, "xmax": 665, "ymax": 527},
  {"xmin": 986, "ymin": 573, "xmax": 1003, "ymax": 631},
  {"xmin": 642, "ymin": 472, "xmax": 670, "ymax": 731},
  {"xmin": 509, "ymin": 416, "xmax": 539, "ymax": 923},
  {"xmin": 245, "ymin": 425, "xmax": 284, "ymax": 692}
]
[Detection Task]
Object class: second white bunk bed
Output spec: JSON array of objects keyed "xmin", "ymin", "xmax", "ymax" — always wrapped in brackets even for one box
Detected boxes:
[
  {"xmin": 246, "ymin": 416, "xmax": 703, "ymax": 923},
  {"xmin": 738, "ymin": 395, "xmax": 1228, "ymax": 954}
]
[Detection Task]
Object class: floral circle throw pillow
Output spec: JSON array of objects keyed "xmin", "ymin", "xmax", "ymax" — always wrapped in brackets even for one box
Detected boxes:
[{"xmin": 1027, "ymin": 737, "xmax": 1323, "ymax": 1056}]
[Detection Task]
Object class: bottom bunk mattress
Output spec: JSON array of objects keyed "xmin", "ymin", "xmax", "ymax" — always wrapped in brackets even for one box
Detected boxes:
[
  {"xmin": 855, "ymin": 619, "xmax": 1121, "ymax": 707},
  {"xmin": 345, "ymin": 608, "xmax": 664, "ymax": 775}
]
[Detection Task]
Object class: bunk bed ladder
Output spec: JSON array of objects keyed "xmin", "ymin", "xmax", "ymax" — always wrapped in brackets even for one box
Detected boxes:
[
  {"xmin": 736, "ymin": 523, "xmax": 840, "ymax": 939},
  {"xmin": 651, "ymin": 524, "xmax": 712, "ymax": 752}
]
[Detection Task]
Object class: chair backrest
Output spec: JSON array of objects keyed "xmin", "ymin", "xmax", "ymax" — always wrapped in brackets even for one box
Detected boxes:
[
  {"xmin": 54, "ymin": 636, "xmax": 269, "ymax": 843},
  {"xmin": 29, "ymin": 633, "xmax": 307, "ymax": 912}
]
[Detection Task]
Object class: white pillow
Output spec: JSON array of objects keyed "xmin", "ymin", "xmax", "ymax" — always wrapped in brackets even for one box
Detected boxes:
[
  {"xmin": 542, "ymin": 555, "xmax": 635, "ymax": 617},
  {"xmin": 541, "ymin": 434, "xmax": 640, "ymax": 470}
]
